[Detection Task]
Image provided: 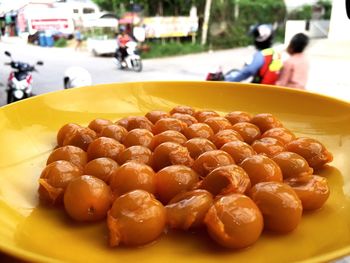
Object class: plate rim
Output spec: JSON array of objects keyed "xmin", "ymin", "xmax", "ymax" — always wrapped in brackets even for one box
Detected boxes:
[{"xmin": 0, "ymin": 81, "xmax": 349, "ymax": 262}]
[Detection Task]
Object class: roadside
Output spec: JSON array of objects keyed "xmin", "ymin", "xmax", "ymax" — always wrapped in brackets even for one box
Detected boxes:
[
  {"xmin": 306, "ymin": 39, "xmax": 350, "ymax": 101},
  {"xmin": 0, "ymin": 37, "xmax": 349, "ymax": 106}
]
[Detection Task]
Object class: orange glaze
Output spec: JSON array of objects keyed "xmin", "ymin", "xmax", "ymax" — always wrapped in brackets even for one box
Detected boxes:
[
  {"xmin": 210, "ymin": 129, "xmax": 243, "ymax": 149},
  {"xmin": 272, "ymin": 151, "xmax": 313, "ymax": 181},
  {"xmin": 62, "ymin": 127, "xmax": 97, "ymax": 151},
  {"xmin": 285, "ymin": 137, "xmax": 333, "ymax": 170},
  {"xmin": 231, "ymin": 122, "xmax": 261, "ymax": 145},
  {"xmin": 239, "ymin": 154, "xmax": 283, "ymax": 186},
  {"xmin": 184, "ymin": 137, "xmax": 217, "ymax": 159},
  {"xmin": 193, "ymin": 110, "xmax": 220, "ymax": 122},
  {"xmin": 117, "ymin": 116, "xmax": 154, "ymax": 132},
  {"xmin": 86, "ymin": 137, "xmax": 125, "ymax": 162},
  {"xmin": 109, "ymin": 162, "xmax": 156, "ymax": 197},
  {"xmin": 88, "ymin": 118, "xmax": 113, "ymax": 134},
  {"xmin": 251, "ymin": 137, "xmax": 285, "ymax": 158},
  {"xmin": 38, "ymin": 160, "xmax": 82, "ymax": 205},
  {"xmin": 192, "ymin": 150, "xmax": 234, "ymax": 177},
  {"xmin": 249, "ymin": 182, "xmax": 302, "ymax": 233},
  {"xmin": 117, "ymin": 145, "xmax": 153, "ymax": 166},
  {"xmin": 165, "ymin": 189, "xmax": 213, "ymax": 230},
  {"xmin": 156, "ymin": 165, "xmax": 199, "ymax": 204},
  {"xmin": 183, "ymin": 123, "xmax": 214, "ymax": 140},
  {"xmin": 151, "ymin": 130, "xmax": 187, "ymax": 149},
  {"xmin": 84, "ymin": 157, "xmax": 119, "ymax": 183},
  {"xmin": 200, "ymin": 164, "xmax": 251, "ymax": 196},
  {"xmin": 204, "ymin": 117, "xmax": 233, "ymax": 134},
  {"xmin": 152, "ymin": 142, "xmax": 193, "ymax": 171},
  {"xmin": 123, "ymin": 128, "xmax": 154, "ymax": 149},
  {"xmin": 107, "ymin": 190, "xmax": 166, "ymax": 247},
  {"xmin": 100, "ymin": 124, "xmax": 128, "ymax": 143},
  {"xmin": 145, "ymin": 110, "xmax": 170, "ymax": 124},
  {"xmin": 56, "ymin": 123, "xmax": 81, "ymax": 147},
  {"xmin": 46, "ymin": 145, "xmax": 87, "ymax": 170},
  {"xmin": 261, "ymin": 127, "xmax": 296, "ymax": 145},
  {"xmin": 225, "ymin": 111, "xmax": 252, "ymax": 125},
  {"xmin": 284, "ymin": 175, "xmax": 330, "ymax": 211},
  {"xmin": 204, "ymin": 193, "xmax": 263, "ymax": 249},
  {"xmin": 153, "ymin": 117, "xmax": 187, "ymax": 135},
  {"xmin": 64, "ymin": 175, "xmax": 112, "ymax": 222},
  {"xmin": 171, "ymin": 113, "xmax": 198, "ymax": 126},
  {"xmin": 170, "ymin": 105, "xmax": 196, "ymax": 116},
  {"xmin": 220, "ymin": 140, "xmax": 256, "ymax": 164},
  {"xmin": 250, "ymin": 113, "xmax": 283, "ymax": 133}
]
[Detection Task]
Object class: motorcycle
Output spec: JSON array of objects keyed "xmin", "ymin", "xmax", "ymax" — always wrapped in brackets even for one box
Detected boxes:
[
  {"xmin": 4, "ymin": 51, "xmax": 43, "ymax": 104},
  {"xmin": 206, "ymin": 68, "xmax": 240, "ymax": 81},
  {"xmin": 114, "ymin": 41, "xmax": 142, "ymax": 72}
]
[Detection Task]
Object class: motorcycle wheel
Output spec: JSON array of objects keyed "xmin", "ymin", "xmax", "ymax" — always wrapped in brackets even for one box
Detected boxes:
[
  {"xmin": 132, "ymin": 59, "xmax": 142, "ymax": 72},
  {"xmin": 113, "ymin": 58, "xmax": 123, "ymax": 69}
]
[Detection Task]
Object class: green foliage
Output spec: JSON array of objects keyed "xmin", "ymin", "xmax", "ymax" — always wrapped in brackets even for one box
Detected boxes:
[
  {"xmin": 208, "ymin": 0, "xmax": 286, "ymax": 49},
  {"xmin": 93, "ymin": 0, "xmax": 206, "ymax": 16},
  {"xmin": 288, "ymin": 5, "xmax": 312, "ymax": 20},
  {"xmin": 141, "ymin": 40, "xmax": 206, "ymax": 59},
  {"xmin": 288, "ymin": 0, "xmax": 332, "ymax": 20},
  {"xmin": 92, "ymin": 0, "xmax": 287, "ymax": 52},
  {"xmin": 84, "ymin": 27, "xmax": 117, "ymax": 39},
  {"xmin": 318, "ymin": 0, "xmax": 332, "ymax": 19},
  {"xmin": 54, "ymin": 38, "xmax": 67, "ymax": 48}
]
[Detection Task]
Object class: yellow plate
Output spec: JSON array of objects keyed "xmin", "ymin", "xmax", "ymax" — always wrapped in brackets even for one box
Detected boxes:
[{"xmin": 0, "ymin": 81, "xmax": 349, "ymax": 263}]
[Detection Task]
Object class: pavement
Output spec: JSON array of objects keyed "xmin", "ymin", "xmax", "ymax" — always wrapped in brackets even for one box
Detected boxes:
[{"xmin": 0, "ymin": 36, "xmax": 349, "ymax": 104}]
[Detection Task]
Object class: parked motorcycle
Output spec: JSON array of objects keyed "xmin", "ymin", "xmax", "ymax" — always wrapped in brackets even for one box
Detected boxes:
[
  {"xmin": 114, "ymin": 41, "xmax": 142, "ymax": 72},
  {"xmin": 4, "ymin": 51, "xmax": 43, "ymax": 104}
]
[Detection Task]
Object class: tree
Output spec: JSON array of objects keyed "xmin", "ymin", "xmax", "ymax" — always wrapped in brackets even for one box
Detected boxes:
[{"xmin": 93, "ymin": 0, "xmax": 204, "ymax": 16}]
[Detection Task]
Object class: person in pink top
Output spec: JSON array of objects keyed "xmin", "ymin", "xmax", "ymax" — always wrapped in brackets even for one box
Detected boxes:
[{"xmin": 276, "ymin": 33, "xmax": 310, "ymax": 90}]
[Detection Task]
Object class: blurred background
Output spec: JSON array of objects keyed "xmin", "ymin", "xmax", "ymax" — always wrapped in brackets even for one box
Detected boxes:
[{"xmin": 0, "ymin": 0, "xmax": 349, "ymax": 106}]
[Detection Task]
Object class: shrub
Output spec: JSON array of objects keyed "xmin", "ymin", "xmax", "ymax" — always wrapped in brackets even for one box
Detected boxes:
[
  {"xmin": 208, "ymin": 0, "xmax": 286, "ymax": 49},
  {"xmin": 141, "ymin": 40, "xmax": 206, "ymax": 59},
  {"xmin": 54, "ymin": 38, "xmax": 68, "ymax": 48}
]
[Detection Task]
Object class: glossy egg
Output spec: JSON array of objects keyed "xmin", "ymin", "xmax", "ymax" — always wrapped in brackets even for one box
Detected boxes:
[
  {"xmin": 86, "ymin": 137, "xmax": 125, "ymax": 162},
  {"xmin": 200, "ymin": 164, "xmax": 251, "ymax": 196},
  {"xmin": 156, "ymin": 165, "xmax": 199, "ymax": 204},
  {"xmin": 250, "ymin": 113, "xmax": 283, "ymax": 133},
  {"xmin": 239, "ymin": 155, "xmax": 283, "ymax": 186},
  {"xmin": 249, "ymin": 182, "xmax": 302, "ymax": 233},
  {"xmin": 109, "ymin": 162, "xmax": 156, "ymax": 196},
  {"xmin": 204, "ymin": 193, "xmax": 263, "ymax": 249},
  {"xmin": 184, "ymin": 137, "xmax": 217, "ymax": 159},
  {"xmin": 166, "ymin": 189, "xmax": 213, "ymax": 230},
  {"xmin": 107, "ymin": 190, "xmax": 166, "ymax": 247},
  {"xmin": 192, "ymin": 150, "xmax": 234, "ymax": 177},
  {"xmin": 220, "ymin": 141, "xmax": 256, "ymax": 164},
  {"xmin": 152, "ymin": 142, "xmax": 193, "ymax": 171},
  {"xmin": 285, "ymin": 137, "xmax": 333, "ymax": 170}
]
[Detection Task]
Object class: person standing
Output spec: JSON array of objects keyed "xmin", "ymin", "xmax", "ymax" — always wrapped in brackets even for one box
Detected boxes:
[
  {"xmin": 276, "ymin": 33, "xmax": 310, "ymax": 90},
  {"xmin": 75, "ymin": 27, "xmax": 83, "ymax": 51}
]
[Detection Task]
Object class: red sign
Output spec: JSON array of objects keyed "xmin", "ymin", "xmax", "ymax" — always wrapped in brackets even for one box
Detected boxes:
[{"xmin": 31, "ymin": 19, "xmax": 69, "ymax": 31}]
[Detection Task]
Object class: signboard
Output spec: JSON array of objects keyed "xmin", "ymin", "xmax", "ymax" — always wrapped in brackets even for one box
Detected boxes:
[
  {"xmin": 30, "ymin": 19, "xmax": 70, "ymax": 31},
  {"xmin": 143, "ymin": 16, "xmax": 198, "ymax": 38}
]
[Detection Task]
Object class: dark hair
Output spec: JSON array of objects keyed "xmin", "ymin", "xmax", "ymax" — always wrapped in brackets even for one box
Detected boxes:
[{"xmin": 289, "ymin": 33, "xmax": 309, "ymax": 53}]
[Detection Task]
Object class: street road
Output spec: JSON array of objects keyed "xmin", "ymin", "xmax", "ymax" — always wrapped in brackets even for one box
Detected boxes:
[{"xmin": 0, "ymin": 38, "xmax": 349, "ymax": 106}]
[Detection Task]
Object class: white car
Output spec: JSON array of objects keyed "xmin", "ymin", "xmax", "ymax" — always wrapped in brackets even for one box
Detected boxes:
[{"xmin": 86, "ymin": 37, "xmax": 118, "ymax": 56}]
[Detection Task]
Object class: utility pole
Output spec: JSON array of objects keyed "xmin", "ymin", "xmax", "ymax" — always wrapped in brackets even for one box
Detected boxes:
[{"xmin": 201, "ymin": 0, "xmax": 212, "ymax": 45}]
